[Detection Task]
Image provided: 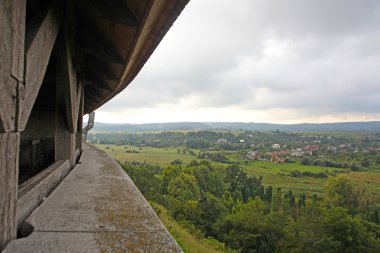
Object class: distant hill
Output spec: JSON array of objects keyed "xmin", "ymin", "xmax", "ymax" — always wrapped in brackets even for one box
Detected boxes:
[{"xmin": 91, "ymin": 121, "xmax": 380, "ymax": 133}]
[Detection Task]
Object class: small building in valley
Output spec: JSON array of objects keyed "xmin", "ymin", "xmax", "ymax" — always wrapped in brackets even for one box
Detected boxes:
[{"xmin": 247, "ymin": 151, "xmax": 260, "ymax": 160}]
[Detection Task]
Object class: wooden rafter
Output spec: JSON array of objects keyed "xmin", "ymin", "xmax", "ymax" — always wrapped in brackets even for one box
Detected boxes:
[
  {"xmin": 19, "ymin": 0, "xmax": 63, "ymax": 131},
  {"xmin": 89, "ymin": 0, "xmax": 138, "ymax": 26}
]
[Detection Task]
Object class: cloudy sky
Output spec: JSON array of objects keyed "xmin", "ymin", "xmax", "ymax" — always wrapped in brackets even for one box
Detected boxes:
[{"xmin": 97, "ymin": 0, "xmax": 380, "ymax": 124}]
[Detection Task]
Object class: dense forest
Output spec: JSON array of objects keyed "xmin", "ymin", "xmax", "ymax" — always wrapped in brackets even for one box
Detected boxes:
[{"xmin": 121, "ymin": 159, "xmax": 380, "ymax": 252}]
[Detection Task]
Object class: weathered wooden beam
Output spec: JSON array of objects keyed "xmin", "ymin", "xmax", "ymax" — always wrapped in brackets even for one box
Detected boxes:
[
  {"xmin": 55, "ymin": 62, "xmax": 76, "ymax": 167},
  {"xmin": 76, "ymin": 84, "xmax": 84, "ymax": 151},
  {"xmin": 0, "ymin": 133, "xmax": 20, "ymax": 250},
  {"xmin": 58, "ymin": 0, "xmax": 78, "ymax": 134},
  {"xmin": 60, "ymin": 38, "xmax": 77, "ymax": 133},
  {"xmin": 0, "ymin": 0, "xmax": 26, "ymax": 133},
  {"xmin": 77, "ymin": 46, "xmax": 125, "ymax": 65},
  {"xmin": 19, "ymin": 0, "xmax": 63, "ymax": 131},
  {"xmin": 0, "ymin": 1, "xmax": 25, "ymax": 250},
  {"xmin": 76, "ymin": 82, "xmax": 83, "ymax": 124},
  {"xmin": 86, "ymin": 56, "xmax": 120, "ymax": 81},
  {"xmin": 90, "ymin": 0, "xmax": 138, "ymax": 26},
  {"xmin": 78, "ymin": 82, "xmax": 84, "ymax": 131},
  {"xmin": 11, "ymin": 0, "xmax": 26, "ymax": 82},
  {"xmin": 83, "ymin": 85, "xmax": 112, "ymax": 111},
  {"xmin": 0, "ymin": 77, "xmax": 18, "ymax": 133}
]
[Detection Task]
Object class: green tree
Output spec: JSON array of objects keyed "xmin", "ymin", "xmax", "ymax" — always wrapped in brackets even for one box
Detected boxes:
[
  {"xmin": 197, "ymin": 193, "xmax": 227, "ymax": 236},
  {"xmin": 265, "ymin": 186, "xmax": 273, "ymax": 203},
  {"xmin": 279, "ymin": 201, "xmax": 339, "ymax": 253},
  {"xmin": 324, "ymin": 175, "xmax": 371, "ymax": 214},
  {"xmin": 376, "ymin": 155, "xmax": 380, "ymax": 165},
  {"xmin": 362, "ymin": 157, "xmax": 370, "ymax": 167},
  {"xmin": 168, "ymin": 173, "xmax": 200, "ymax": 201},
  {"xmin": 170, "ymin": 159, "xmax": 183, "ymax": 165},
  {"xmin": 160, "ymin": 165, "xmax": 182, "ymax": 194},
  {"xmin": 215, "ymin": 197, "xmax": 285, "ymax": 252},
  {"xmin": 323, "ymin": 207, "xmax": 376, "ymax": 253}
]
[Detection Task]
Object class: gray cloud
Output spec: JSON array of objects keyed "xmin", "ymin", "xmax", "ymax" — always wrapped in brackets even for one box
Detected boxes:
[{"xmin": 101, "ymin": 0, "xmax": 380, "ymax": 122}]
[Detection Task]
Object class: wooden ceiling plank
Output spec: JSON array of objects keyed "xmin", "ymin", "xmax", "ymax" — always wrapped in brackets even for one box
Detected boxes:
[
  {"xmin": 89, "ymin": 0, "xmax": 138, "ymax": 26},
  {"xmin": 78, "ymin": 20, "xmax": 125, "ymax": 65}
]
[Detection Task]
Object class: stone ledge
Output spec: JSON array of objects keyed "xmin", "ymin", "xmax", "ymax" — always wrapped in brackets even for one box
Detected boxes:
[{"xmin": 5, "ymin": 144, "xmax": 182, "ymax": 253}]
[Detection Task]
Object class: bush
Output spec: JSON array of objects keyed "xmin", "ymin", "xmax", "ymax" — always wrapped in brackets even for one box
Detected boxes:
[
  {"xmin": 171, "ymin": 159, "xmax": 183, "ymax": 165},
  {"xmin": 290, "ymin": 170, "xmax": 302, "ymax": 177},
  {"xmin": 350, "ymin": 163, "xmax": 360, "ymax": 171},
  {"xmin": 290, "ymin": 170, "xmax": 328, "ymax": 178}
]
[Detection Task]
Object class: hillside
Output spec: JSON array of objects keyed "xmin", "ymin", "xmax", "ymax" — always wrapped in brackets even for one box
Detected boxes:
[{"xmin": 92, "ymin": 121, "xmax": 380, "ymax": 133}]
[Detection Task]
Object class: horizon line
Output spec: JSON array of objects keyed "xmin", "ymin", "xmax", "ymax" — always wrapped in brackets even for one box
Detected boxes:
[{"xmin": 91, "ymin": 120, "xmax": 380, "ymax": 125}]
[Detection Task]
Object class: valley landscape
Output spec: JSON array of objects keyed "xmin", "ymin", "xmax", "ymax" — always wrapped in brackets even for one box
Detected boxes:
[{"xmin": 89, "ymin": 122, "xmax": 380, "ymax": 252}]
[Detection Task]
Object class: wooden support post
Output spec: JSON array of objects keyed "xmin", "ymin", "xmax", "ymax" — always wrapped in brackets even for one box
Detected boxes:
[
  {"xmin": 55, "ymin": 55, "xmax": 76, "ymax": 167},
  {"xmin": 55, "ymin": 91, "xmax": 76, "ymax": 167},
  {"xmin": 0, "ymin": 133, "xmax": 20, "ymax": 250},
  {"xmin": 61, "ymin": 35, "xmax": 78, "ymax": 133},
  {"xmin": 0, "ymin": 0, "xmax": 25, "ymax": 250},
  {"xmin": 76, "ymin": 82, "xmax": 84, "ymax": 151},
  {"xmin": 19, "ymin": 0, "xmax": 63, "ymax": 131},
  {"xmin": 56, "ymin": 0, "xmax": 81, "ymax": 164}
]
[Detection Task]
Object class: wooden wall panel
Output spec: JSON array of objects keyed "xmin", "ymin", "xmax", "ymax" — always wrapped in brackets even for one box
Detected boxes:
[
  {"xmin": 0, "ymin": 133, "xmax": 20, "ymax": 250},
  {"xmin": 0, "ymin": 0, "xmax": 18, "ymax": 133}
]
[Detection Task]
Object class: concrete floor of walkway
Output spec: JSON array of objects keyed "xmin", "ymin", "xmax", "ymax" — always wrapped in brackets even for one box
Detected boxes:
[{"xmin": 4, "ymin": 145, "xmax": 182, "ymax": 253}]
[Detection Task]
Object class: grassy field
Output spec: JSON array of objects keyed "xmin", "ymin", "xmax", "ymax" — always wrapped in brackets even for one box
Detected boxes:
[
  {"xmin": 241, "ymin": 160, "xmax": 380, "ymax": 203},
  {"xmin": 241, "ymin": 162, "xmax": 326, "ymax": 196},
  {"xmin": 96, "ymin": 144, "xmax": 200, "ymax": 166},
  {"xmin": 96, "ymin": 144, "xmax": 380, "ymax": 204},
  {"xmin": 239, "ymin": 160, "xmax": 336, "ymax": 197}
]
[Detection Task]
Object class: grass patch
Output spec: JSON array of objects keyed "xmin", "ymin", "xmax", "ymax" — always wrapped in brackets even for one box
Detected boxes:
[
  {"xmin": 241, "ymin": 163, "xmax": 326, "ymax": 196},
  {"xmin": 96, "ymin": 144, "xmax": 199, "ymax": 166}
]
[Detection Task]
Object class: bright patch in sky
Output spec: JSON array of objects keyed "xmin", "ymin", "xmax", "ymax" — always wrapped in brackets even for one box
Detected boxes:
[
  {"xmin": 97, "ymin": 0, "xmax": 380, "ymax": 124},
  {"xmin": 263, "ymin": 39, "xmax": 290, "ymax": 58}
]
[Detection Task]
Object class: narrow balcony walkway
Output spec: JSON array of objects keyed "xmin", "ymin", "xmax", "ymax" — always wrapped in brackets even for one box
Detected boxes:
[{"xmin": 4, "ymin": 145, "xmax": 182, "ymax": 252}]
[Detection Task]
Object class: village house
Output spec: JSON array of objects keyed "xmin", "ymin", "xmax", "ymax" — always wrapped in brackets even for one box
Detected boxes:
[
  {"xmin": 247, "ymin": 151, "xmax": 260, "ymax": 160},
  {"xmin": 305, "ymin": 145, "xmax": 319, "ymax": 151},
  {"xmin": 271, "ymin": 155, "xmax": 286, "ymax": 164},
  {"xmin": 290, "ymin": 148, "xmax": 304, "ymax": 157},
  {"xmin": 271, "ymin": 143, "xmax": 281, "ymax": 149},
  {"xmin": 257, "ymin": 143, "xmax": 265, "ymax": 148},
  {"xmin": 305, "ymin": 145, "xmax": 319, "ymax": 155}
]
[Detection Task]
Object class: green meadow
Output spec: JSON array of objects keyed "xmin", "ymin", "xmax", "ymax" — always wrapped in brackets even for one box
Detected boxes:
[
  {"xmin": 96, "ymin": 144, "xmax": 380, "ymax": 204},
  {"xmin": 96, "ymin": 144, "xmax": 199, "ymax": 166},
  {"xmin": 241, "ymin": 162, "xmax": 327, "ymax": 196}
]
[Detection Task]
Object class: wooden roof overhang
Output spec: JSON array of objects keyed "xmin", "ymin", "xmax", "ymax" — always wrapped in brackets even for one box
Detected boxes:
[{"xmin": 74, "ymin": 0, "xmax": 189, "ymax": 114}]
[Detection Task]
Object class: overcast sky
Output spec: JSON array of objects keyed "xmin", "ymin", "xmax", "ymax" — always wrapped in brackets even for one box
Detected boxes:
[{"xmin": 97, "ymin": 0, "xmax": 380, "ymax": 124}]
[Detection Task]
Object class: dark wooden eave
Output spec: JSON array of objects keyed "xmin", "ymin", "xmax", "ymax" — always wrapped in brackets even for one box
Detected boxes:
[{"xmin": 74, "ymin": 0, "xmax": 190, "ymax": 114}]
